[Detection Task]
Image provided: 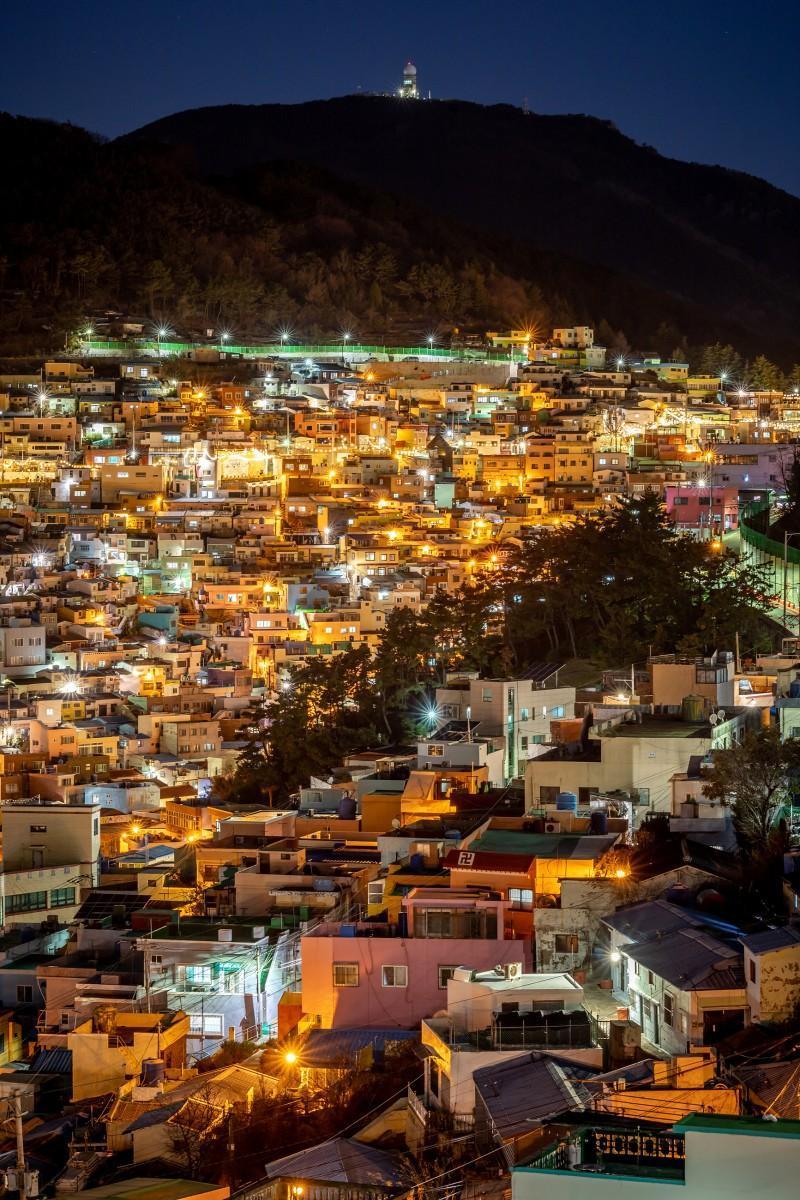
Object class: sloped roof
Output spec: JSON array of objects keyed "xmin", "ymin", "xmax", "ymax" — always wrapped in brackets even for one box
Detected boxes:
[
  {"xmin": 623, "ymin": 927, "xmax": 744, "ymax": 991},
  {"xmin": 740, "ymin": 927, "xmax": 800, "ymax": 954},
  {"xmin": 603, "ymin": 899, "xmax": 704, "ymax": 940},
  {"xmin": 473, "ymin": 1054, "xmax": 590, "ymax": 1139},
  {"xmin": 733, "ymin": 1060, "xmax": 800, "ymax": 1118},
  {"xmin": 28, "ymin": 1048, "xmax": 72, "ymax": 1075},
  {"xmin": 299, "ymin": 1028, "xmax": 418, "ymax": 1067},
  {"xmin": 264, "ymin": 1137, "xmax": 413, "ymax": 1188}
]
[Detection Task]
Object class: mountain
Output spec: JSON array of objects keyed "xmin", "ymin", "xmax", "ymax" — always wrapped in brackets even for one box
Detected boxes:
[
  {"xmin": 1, "ymin": 97, "xmax": 798, "ymax": 360},
  {"xmin": 128, "ymin": 96, "xmax": 800, "ymax": 359}
]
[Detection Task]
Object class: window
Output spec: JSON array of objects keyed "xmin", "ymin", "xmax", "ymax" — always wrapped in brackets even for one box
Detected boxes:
[
  {"xmin": 551, "ymin": 706, "xmax": 565, "ymax": 718},
  {"xmin": 508, "ymin": 888, "xmax": 534, "ymax": 910},
  {"xmin": 424, "ymin": 910, "xmax": 452, "ymax": 937},
  {"xmin": 382, "ymin": 965, "xmax": 408, "ymax": 988},
  {"xmin": 554, "ymin": 934, "xmax": 579, "ymax": 955},
  {"xmin": 50, "ymin": 887, "xmax": 76, "ymax": 908},
  {"xmin": 30, "ymin": 825, "xmax": 47, "ymax": 833},
  {"xmin": 663, "ymin": 992, "xmax": 674, "ymax": 1027},
  {"xmin": 427, "ymin": 744, "xmax": 444, "ymax": 756},
  {"xmin": 482, "ymin": 689, "xmax": 493, "ymax": 702},
  {"xmin": 16, "ymin": 985, "xmax": 33, "ymax": 1004},
  {"xmin": 189, "ymin": 1013, "xmax": 223, "ymax": 1036},
  {"xmin": 438, "ymin": 966, "xmax": 458, "ymax": 990},
  {"xmin": 647, "ymin": 970, "xmax": 655, "ymax": 987},
  {"xmin": 749, "ymin": 959, "xmax": 756, "ymax": 983},
  {"xmin": 7, "ymin": 891, "xmax": 47, "ymax": 914},
  {"xmin": 333, "ymin": 962, "xmax": 359, "ymax": 988},
  {"xmin": 187, "ymin": 965, "xmax": 213, "ymax": 985}
]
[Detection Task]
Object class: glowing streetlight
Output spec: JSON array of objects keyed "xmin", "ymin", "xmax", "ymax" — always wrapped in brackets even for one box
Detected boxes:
[
  {"xmin": 284, "ymin": 1050, "xmax": 298, "ymax": 1066},
  {"xmin": 130, "ymin": 824, "xmax": 142, "ymax": 837}
]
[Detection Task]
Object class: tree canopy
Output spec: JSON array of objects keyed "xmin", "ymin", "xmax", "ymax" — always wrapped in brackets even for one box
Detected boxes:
[{"xmin": 219, "ymin": 494, "xmax": 773, "ymax": 804}]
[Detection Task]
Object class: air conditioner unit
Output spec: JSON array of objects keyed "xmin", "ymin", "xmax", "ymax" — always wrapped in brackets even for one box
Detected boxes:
[{"xmin": 544, "ymin": 820, "xmax": 559, "ymax": 833}]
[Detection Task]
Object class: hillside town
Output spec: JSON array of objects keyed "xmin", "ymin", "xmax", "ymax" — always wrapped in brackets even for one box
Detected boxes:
[{"xmin": 0, "ymin": 320, "xmax": 796, "ymax": 1200}]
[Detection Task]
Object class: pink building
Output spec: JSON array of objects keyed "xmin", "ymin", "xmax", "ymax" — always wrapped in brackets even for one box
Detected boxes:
[
  {"xmin": 664, "ymin": 485, "xmax": 739, "ymax": 534},
  {"xmin": 300, "ymin": 888, "xmax": 531, "ymax": 1029}
]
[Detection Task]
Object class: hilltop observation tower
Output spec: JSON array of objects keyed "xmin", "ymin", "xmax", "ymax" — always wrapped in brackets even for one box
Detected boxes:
[{"xmin": 398, "ymin": 61, "xmax": 419, "ymax": 99}]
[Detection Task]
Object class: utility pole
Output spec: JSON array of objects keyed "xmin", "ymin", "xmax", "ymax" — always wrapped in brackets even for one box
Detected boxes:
[{"xmin": 14, "ymin": 1093, "xmax": 27, "ymax": 1200}]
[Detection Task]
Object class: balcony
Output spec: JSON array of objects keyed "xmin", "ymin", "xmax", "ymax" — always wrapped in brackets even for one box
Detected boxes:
[
  {"xmin": 524, "ymin": 1127, "xmax": 685, "ymax": 1182},
  {"xmin": 407, "ymin": 1083, "xmax": 474, "ymax": 1136}
]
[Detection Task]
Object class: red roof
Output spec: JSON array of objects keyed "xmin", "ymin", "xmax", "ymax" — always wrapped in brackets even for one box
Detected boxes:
[{"xmin": 444, "ymin": 848, "xmax": 535, "ymax": 875}]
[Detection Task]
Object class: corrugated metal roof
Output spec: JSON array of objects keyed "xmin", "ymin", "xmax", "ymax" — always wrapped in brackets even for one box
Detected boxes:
[
  {"xmin": 474, "ymin": 1054, "xmax": 590, "ymax": 1138},
  {"xmin": 624, "ymin": 927, "xmax": 744, "ymax": 991},
  {"xmin": 300, "ymin": 1028, "xmax": 418, "ymax": 1066},
  {"xmin": 264, "ymin": 1137, "xmax": 413, "ymax": 1187},
  {"xmin": 28, "ymin": 1048, "xmax": 72, "ymax": 1075},
  {"xmin": 604, "ymin": 899, "xmax": 703, "ymax": 940}
]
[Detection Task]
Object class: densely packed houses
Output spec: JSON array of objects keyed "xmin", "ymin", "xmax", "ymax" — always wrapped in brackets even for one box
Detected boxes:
[{"xmin": 0, "ymin": 325, "xmax": 797, "ymax": 1200}]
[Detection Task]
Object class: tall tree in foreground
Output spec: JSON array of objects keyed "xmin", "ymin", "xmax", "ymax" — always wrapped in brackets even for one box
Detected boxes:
[{"xmin": 703, "ymin": 726, "xmax": 800, "ymax": 852}]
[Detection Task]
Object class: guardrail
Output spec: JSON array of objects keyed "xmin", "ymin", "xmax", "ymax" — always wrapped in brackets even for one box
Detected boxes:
[{"xmin": 77, "ymin": 337, "xmax": 524, "ymax": 364}]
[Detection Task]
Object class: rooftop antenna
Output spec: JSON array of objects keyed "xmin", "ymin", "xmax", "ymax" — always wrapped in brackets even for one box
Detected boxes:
[{"xmin": 523, "ymin": 96, "xmax": 529, "ymax": 115}]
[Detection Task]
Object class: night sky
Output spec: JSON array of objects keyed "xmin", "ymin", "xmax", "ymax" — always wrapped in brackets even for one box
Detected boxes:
[{"xmin": 2, "ymin": 0, "xmax": 798, "ymax": 196}]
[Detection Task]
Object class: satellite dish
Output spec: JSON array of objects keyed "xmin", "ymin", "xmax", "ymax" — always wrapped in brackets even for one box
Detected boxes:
[
  {"xmin": 391, "ymin": 818, "xmax": 401, "ymax": 829},
  {"xmin": 717, "ymin": 710, "xmax": 726, "ymax": 721},
  {"xmin": 709, "ymin": 714, "xmax": 718, "ymax": 726}
]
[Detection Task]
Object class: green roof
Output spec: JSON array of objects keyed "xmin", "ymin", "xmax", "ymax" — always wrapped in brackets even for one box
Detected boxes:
[
  {"xmin": 473, "ymin": 830, "xmax": 615, "ymax": 859},
  {"xmin": 62, "ymin": 1179, "xmax": 225, "ymax": 1200},
  {"xmin": 676, "ymin": 1113, "xmax": 800, "ymax": 1138}
]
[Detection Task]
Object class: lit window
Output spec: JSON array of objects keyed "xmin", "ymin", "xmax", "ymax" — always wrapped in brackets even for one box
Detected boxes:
[{"xmin": 333, "ymin": 962, "xmax": 359, "ymax": 988}]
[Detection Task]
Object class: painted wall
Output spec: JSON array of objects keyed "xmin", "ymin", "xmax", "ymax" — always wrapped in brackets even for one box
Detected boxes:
[
  {"xmin": 300, "ymin": 935, "xmax": 531, "ymax": 1029},
  {"xmin": 745, "ymin": 942, "xmax": 800, "ymax": 1022}
]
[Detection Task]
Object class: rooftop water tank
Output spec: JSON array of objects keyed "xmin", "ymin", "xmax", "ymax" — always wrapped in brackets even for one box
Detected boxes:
[
  {"xmin": 589, "ymin": 810, "xmax": 608, "ymax": 835},
  {"xmin": 92, "ymin": 1005, "xmax": 118, "ymax": 1035},
  {"xmin": 141, "ymin": 1059, "xmax": 165, "ymax": 1087},
  {"xmin": 338, "ymin": 795, "xmax": 356, "ymax": 820},
  {"xmin": 556, "ymin": 791, "xmax": 578, "ymax": 812}
]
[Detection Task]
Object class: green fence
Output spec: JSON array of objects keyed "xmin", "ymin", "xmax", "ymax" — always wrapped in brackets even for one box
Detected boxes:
[
  {"xmin": 740, "ymin": 501, "xmax": 800, "ymax": 565},
  {"xmin": 78, "ymin": 337, "xmax": 523, "ymax": 363}
]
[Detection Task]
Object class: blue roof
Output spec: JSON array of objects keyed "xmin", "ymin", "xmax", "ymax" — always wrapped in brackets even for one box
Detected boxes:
[
  {"xmin": 28, "ymin": 1047, "xmax": 72, "ymax": 1075},
  {"xmin": 300, "ymin": 1028, "xmax": 418, "ymax": 1066}
]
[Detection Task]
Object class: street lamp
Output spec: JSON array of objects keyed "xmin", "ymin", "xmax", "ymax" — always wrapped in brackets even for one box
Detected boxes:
[{"xmin": 341, "ymin": 330, "xmax": 351, "ymax": 365}]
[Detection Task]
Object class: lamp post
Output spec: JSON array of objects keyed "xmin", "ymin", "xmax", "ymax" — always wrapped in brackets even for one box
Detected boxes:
[
  {"xmin": 719, "ymin": 370, "xmax": 728, "ymax": 401},
  {"xmin": 783, "ymin": 531, "xmax": 800, "ymax": 631},
  {"xmin": 341, "ymin": 331, "xmax": 351, "ymax": 365}
]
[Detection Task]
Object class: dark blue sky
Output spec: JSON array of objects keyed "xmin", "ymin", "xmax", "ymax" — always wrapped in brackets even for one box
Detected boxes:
[{"xmin": 2, "ymin": 0, "xmax": 798, "ymax": 195}]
